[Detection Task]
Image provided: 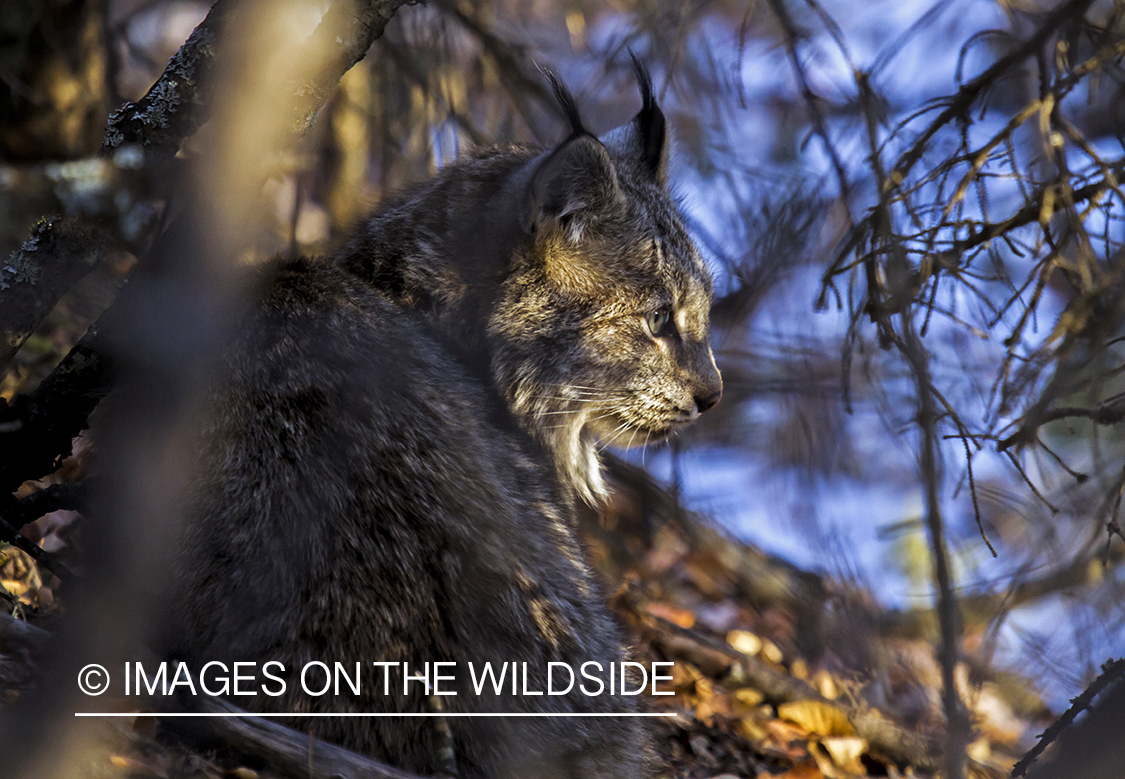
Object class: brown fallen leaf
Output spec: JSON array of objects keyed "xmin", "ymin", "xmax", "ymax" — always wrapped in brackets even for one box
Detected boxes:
[
  {"xmin": 647, "ymin": 601, "xmax": 696, "ymax": 628},
  {"xmin": 695, "ymin": 688, "xmax": 731, "ymax": 726},
  {"xmin": 109, "ymin": 754, "xmax": 167, "ymax": 778},
  {"xmin": 808, "ymin": 742, "xmax": 844, "ymax": 779},
  {"xmin": 731, "ymin": 687, "xmax": 765, "ymax": 712},
  {"xmin": 811, "ymin": 669, "xmax": 839, "ymax": 700},
  {"xmin": 225, "ymin": 768, "xmax": 260, "ymax": 779},
  {"xmin": 760, "ymin": 639, "xmax": 784, "ymax": 665},
  {"xmin": 737, "ymin": 715, "xmax": 768, "ymax": 743},
  {"xmin": 778, "ymin": 700, "xmax": 856, "ymax": 737},
  {"xmin": 727, "ymin": 629, "xmax": 763, "ymax": 656},
  {"xmin": 0, "ymin": 546, "xmax": 41, "ymax": 604},
  {"xmin": 821, "ymin": 736, "xmax": 868, "ymax": 772},
  {"xmin": 664, "ymin": 661, "xmax": 703, "ymax": 692},
  {"xmin": 761, "ymin": 718, "xmax": 812, "ymax": 760}
]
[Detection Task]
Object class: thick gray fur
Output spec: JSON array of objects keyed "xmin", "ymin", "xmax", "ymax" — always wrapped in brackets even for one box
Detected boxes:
[{"xmin": 162, "ymin": 66, "xmax": 721, "ymax": 779}]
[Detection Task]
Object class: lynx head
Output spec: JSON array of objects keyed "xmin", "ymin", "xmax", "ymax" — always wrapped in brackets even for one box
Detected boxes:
[{"xmin": 491, "ymin": 58, "xmax": 722, "ymax": 505}]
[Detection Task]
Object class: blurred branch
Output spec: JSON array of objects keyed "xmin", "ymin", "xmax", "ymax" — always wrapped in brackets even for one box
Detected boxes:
[
  {"xmin": 440, "ymin": 0, "xmax": 564, "ymax": 139},
  {"xmin": 0, "ymin": 612, "xmax": 423, "ymax": 779},
  {"xmin": 1, "ymin": 0, "xmax": 416, "ymax": 495},
  {"xmin": 765, "ymin": 0, "xmax": 852, "ymax": 205},
  {"xmin": 9, "ymin": 482, "xmax": 92, "ymax": 527},
  {"xmin": 0, "ymin": 0, "xmax": 229, "ymax": 372},
  {"xmin": 2, "ymin": 1, "xmax": 424, "ymax": 772},
  {"xmin": 878, "ymin": 540, "xmax": 1125, "ymax": 638},
  {"xmin": 898, "ymin": 317, "xmax": 968, "ymax": 779}
]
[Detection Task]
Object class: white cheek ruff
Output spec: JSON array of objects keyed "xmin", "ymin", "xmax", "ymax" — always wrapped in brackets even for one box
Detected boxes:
[
  {"xmin": 523, "ymin": 402, "xmax": 609, "ymax": 507},
  {"xmin": 566, "ymin": 410, "xmax": 609, "ymax": 506}
]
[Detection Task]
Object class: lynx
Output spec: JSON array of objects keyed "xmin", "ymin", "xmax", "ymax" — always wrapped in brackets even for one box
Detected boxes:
[{"xmin": 163, "ymin": 62, "xmax": 721, "ymax": 779}]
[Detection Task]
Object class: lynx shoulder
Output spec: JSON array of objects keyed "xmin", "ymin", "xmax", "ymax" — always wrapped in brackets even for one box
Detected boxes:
[{"xmin": 164, "ymin": 62, "xmax": 720, "ymax": 779}]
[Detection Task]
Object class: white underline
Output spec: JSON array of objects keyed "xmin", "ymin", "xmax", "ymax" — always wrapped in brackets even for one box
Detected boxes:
[{"xmin": 75, "ymin": 712, "xmax": 679, "ymax": 718}]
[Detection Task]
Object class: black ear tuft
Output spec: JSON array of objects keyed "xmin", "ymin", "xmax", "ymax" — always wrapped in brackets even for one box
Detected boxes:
[
  {"xmin": 627, "ymin": 51, "xmax": 667, "ymax": 180},
  {"xmin": 629, "ymin": 50, "xmax": 658, "ymax": 118},
  {"xmin": 540, "ymin": 65, "xmax": 588, "ymax": 140}
]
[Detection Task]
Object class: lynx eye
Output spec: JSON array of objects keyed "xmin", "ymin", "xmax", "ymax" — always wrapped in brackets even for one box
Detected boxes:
[{"xmin": 644, "ymin": 306, "xmax": 674, "ymax": 338}]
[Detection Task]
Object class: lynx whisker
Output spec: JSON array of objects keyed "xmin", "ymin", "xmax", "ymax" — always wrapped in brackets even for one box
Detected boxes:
[
  {"xmin": 541, "ymin": 409, "xmax": 619, "ymax": 431},
  {"xmin": 640, "ymin": 430, "xmax": 654, "ymax": 468},
  {"xmin": 597, "ymin": 419, "xmax": 635, "ymax": 452},
  {"xmin": 535, "ymin": 404, "xmax": 618, "ymax": 416}
]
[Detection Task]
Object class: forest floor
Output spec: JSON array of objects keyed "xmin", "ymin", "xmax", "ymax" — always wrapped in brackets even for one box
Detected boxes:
[
  {"xmin": 0, "ymin": 451, "xmax": 1053, "ymax": 779},
  {"xmin": 589, "ymin": 464, "xmax": 1051, "ymax": 779}
]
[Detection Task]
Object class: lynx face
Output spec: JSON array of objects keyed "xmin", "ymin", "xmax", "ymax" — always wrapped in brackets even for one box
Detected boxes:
[
  {"xmin": 342, "ymin": 62, "xmax": 721, "ymax": 505},
  {"xmin": 490, "ymin": 68, "xmax": 722, "ymax": 504}
]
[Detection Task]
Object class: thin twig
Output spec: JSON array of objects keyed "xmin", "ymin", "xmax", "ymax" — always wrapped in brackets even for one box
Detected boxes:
[{"xmin": 888, "ymin": 0, "xmax": 1095, "ymax": 192}]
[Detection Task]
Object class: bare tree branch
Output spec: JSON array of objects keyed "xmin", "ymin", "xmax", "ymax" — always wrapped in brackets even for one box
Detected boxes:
[
  {"xmin": 162, "ymin": 698, "xmax": 428, "ymax": 779},
  {"xmin": 0, "ymin": 0, "xmax": 415, "ymax": 371},
  {"xmin": 887, "ymin": 0, "xmax": 1095, "ymax": 192},
  {"xmin": 999, "ymin": 393, "xmax": 1125, "ymax": 451}
]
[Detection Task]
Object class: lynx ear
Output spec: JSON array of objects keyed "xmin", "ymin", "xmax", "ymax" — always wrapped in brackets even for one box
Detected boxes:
[
  {"xmin": 603, "ymin": 54, "xmax": 669, "ymax": 184},
  {"xmin": 527, "ymin": 135, "xmax": 625, "ymax": 243}
]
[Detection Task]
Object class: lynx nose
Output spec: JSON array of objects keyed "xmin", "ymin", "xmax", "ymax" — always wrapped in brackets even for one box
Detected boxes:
[{"xmin": 695, "ymin": 390, "xmax": 722, "ymax": 413}]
